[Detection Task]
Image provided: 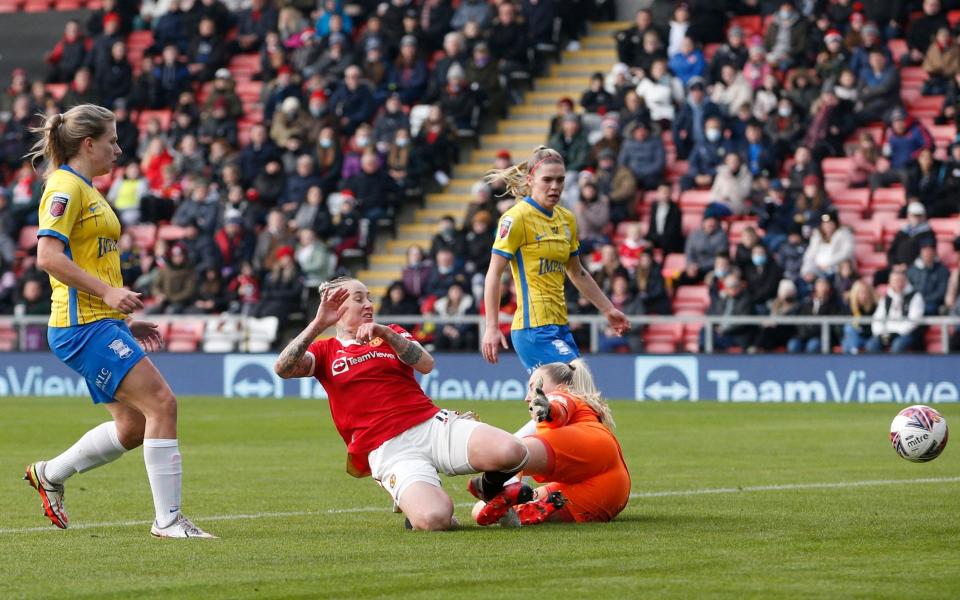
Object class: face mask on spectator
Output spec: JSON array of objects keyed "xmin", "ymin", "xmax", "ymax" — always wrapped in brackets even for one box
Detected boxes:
[
  {"xmin": 396, "ymin": 138, "xmax": 409, "ymax": 147},
  {"xmin": 778, "ymin": 106, "xmax": 792, "ymax": 117},
  {"xmin": 706, "ymin": 128, "xmax": 721, "ymax": 142},
  {"xmin": 752, "ymin": 254, "xmax": 767, "ymax": 267},
  {"xmin": 357, "ymin": 136, "xmax": 370, "ymax": 148},
  {"xmin": 319, "ymin": 138, "xmax": 333, "ymax": 149}
]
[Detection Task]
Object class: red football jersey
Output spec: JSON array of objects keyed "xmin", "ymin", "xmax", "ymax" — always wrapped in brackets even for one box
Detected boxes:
[{"xmin": 307, "ymin": 324, "xmax": 440, "ymax": 464}]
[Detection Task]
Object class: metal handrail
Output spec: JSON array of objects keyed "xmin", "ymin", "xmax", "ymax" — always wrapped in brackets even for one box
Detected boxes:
[{"xmin": 2, "ymin": 313, "xmax": 956, "ymax": 354}]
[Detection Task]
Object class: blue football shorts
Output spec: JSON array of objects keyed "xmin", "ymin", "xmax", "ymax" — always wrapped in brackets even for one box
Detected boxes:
[
  {"xmin": 48, "ymin": 319, "xmax": 146, "ymax": 404},
  {"xmin": 510, "ymin": 324, "xmax": 581, "ymax": 373}
]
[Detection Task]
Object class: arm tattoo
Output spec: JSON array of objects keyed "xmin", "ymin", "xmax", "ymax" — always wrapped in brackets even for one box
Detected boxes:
[
  {"xmin": 276, "ymin": 326, "xmax": 319, "ymax": 377},
  {"xmin": 383, "ymin": 328, "xmax": 423, "ymax": 366}
]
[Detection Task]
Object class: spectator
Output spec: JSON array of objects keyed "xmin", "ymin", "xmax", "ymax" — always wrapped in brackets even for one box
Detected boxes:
[
  {"xmin": 776, "ymin": 224, "xmax": 807, "ymax": 282},
  {"xmin": 750, "ymin": 278, "xmax": 800, "ymax": 352},
  {"xmin": 742, "ymin": 39, "xmax": 773, "ymax": 91},
  {"xmin": 466, "ymin": 41, "xmax": 505, "ymax": 119},
  {"xmin": 462, "ymin": 209, "xmax": 494, "ymax": 288},
  {"xmin": 595, "ymin": 147, "xmax": 636, "ymax": 224},
  {"xmin": 635, "ymin": 59, "xmax": 676, "ymax": 125},
  {"xmin": 424, "ymin": 247, "xmax": 465, "ymax": 298},
  {"xmin": 907, "ymin": 239, "xmax": 950, "ymax": 315},
  {"xmin": 710, "ymin": 63, "xmax": 752, "ymax": 116},
  {"xmin": 254, "ymin": 245, "xmax": 304, "ymax": 327},
  {"xmin": 633, "ymin": 250, "xmax": 671, "ymax": 315},
  {"xmin": 615, "ymin": 9, "xmax": 659, "ymax": 67},
  {"xmin": 439, "ymin": 65, "xmax": 479, "ymax": 131},
  {"xmin": 270, "ymin": 96, "xmax": 310, "ymax": 147},
  {"xmin": 855, "ymin": 49, "xmax": 900, "ymax": 125},
  {"xmin": 794, "ymin": 175, "xmax": 833, "ymax": 234},
  {"xmin": 872, "ymin": 109, "xmax": 934, "ymax": 189},
  {"xmin": 883, "ymin": 201, "xmax": 937, "ymax": 282},
  {"xmin": 616, "ymin": 222, "xmax": 647, "ymax": 271},
  {"xmin": 668, "ymin": 36, "xmax": 705, "ymax": 87},
  {"xmin": 254, "ymin": 158, "xmax": 286, "ymax": 207},
  {"xmin": 682, "ymin": 116, "xmax": 728, "ymax": 190},
  {"xmin": 788, "ymin": 276, "xmax": 842, "ymax": 353},
  {"xmin": 709, "ymin": 152, "xmax": 752, "ymax": 216},
  {"xmin": 589, "ymin": 117, "xmax": 623, "ymax": 167},
  {"xmin": 393, "ymin": 35, "xmax": 429, "ymax": 105},
  {"xmin": 429, "ymin": 215, "xmax": 463, "ymax": 259},
  {"xmin": 757, "ymin": 180, "xmax": 794, "ymax": 250},
  {"xmin": 934, "ymin": 141, "xmax": 960, "ymax": 217},
  {"xmin": 849, "ymin": 23, "xmax": 891, "ymax": 81},
  {"xmin": 765, "ymin": 98, "xmax": 802, "ymax": 163},
  {"xmin": 647, "ymin": 183, "xmax": 684, "ymax": 255},
  {"xmin": 673, "ymin": 77, "xmax": 721, "ymax": 160},
  {"xmin": 764, "ymin": 0, "xmax": 810, "ymax": 70},
  {"xmin": 591, "ymin": 243, "xmax": 629, "ymax": 295},
  {"xmin": 573, "ymin": 181, "xmax": 609, "ymax": 251},
  {"xmin": 344, "ymin": 151, "xmax": 399, "ymax": 222},
  {"xmin": 580, "ymin": 72, "xmax": 615, "ymax": 115},
  {"xmin": 291, "ymin": 185, "xmax": 331, "ymax": 237},
  {"xmin": 451, "ymin": 0, "xmax": 492, "ymax": 31},
  {"xmin": 238, "ymin": 124, "xmax": 280, "ymax": 186},
  {"xmin": 707, "ymin": 25, "xmax": 748, "ymax": 83},
  {"xmin": 413, "ymin": 105, "xmax": 458, "ymax": 186},
  {"xmin": 802, "ymin": 212, "xmax": 855, "ymax": 281},
  {"xmin": 281, "ymin": 153, "xmax": 322, "ymax": 214},
  {"xmin": 254, "ymin": 208, "xmax": 295, "ymax": 272},
  {"xmin": 61, "ymin": 68, "xmax": 100, "ymax": 111},
  {"xmin": 214, "ymin": 211, "xmax": 255, "ymax": 277},
  {"xmin": 702, "ymin": 270, "xmax": 757, "ymax": 352},
  {"xmin": 816, "ymin": 29, "xmax": 849, "ymax": 84},
  {"xmin": 328, "ymin": 192, "xmax": 362, "ymax": 258},
  {"xmin": 227, "ymin": 261, "xmax": 261, "ymax": 316},
  {"xmin": 432, "ymin": 282, "xmax": 478, "ymax": 352},
  {"xmin": 372, "ymin": 93, "xmax": 410, "ymax": 148},
  {"xmin": 842, "ymin": 279, "xmax": 879, "ymax": 354},
  {"xmin": 906, "ymin": 147, "xmax": 946, "ymax": 214},
  {"xmin": 833, "ymin": 259, "xmax": 860, "ymax": 305},
  {"xmin": 598, "ymin": 273, "xmax": 640, "ymax": 353},
  {"xmin": 548, "ymin": 114, "xmax": 590, "ymax": 172},
  {"xmin": 149, "ymin": 244, "xmax": 197, "ymax": 314},
  {"xmin": 617, "ymin": 120, "xmax": 664, "ymax": 191},
  {"xmin": 745, "ymin": 243, "xmax": 784, "ymax": 308},
  {"xmin": 739, "ymin": 119, "xmax": 778, "ymax": 178},
  {"xmin": 945, "ymin": 266, "xmax": 960, "ymax": 350},
  {"xmin": 427, "ymin": 31, "xmax": 467, "ymax": 103},
  {"xmin": 379, "ymin": 281, "xmax": 422, "ymax": 328},
  {"xmin": 94, "ymin": 41, "xmax": 133, "ymax": 109},
  {"xmin": 849, "ymin": 131, "xmax": 881, "ymax": 187},
  {"xmin": 107, "ymin": 162, "xmax": 149, "ymax": 226},
  {"xmin": 185, "ymin": 268, "xmax": 228, "ymax": 314},
  {"xmin": 906, "ymin": 0, "xmax": 949, "ymax": 66},
  {"xmin": 402, "ymin": 244, "xmax": 432, "ymax": 300},
  {"xmin": 921, "ymin": 25, "xmax": 959, "ymax": 95},
  {"xmin": 45, "ymin": 19, "xmax": 88, "ymax": 84},
  {"xmin": 15, "ymin": 278, "xmax": 52, "ymax": 317},
  {"xmin": 315, "ymin": 126, "xmax": 343, "ymax": 194},
  {"xmin": 328, "ymin": 65, "xmax": 375, "ymax": 136},
  {"xmin": 867, "ymin": 267, "xmax": 925, "ymax": 353},
  {"xmin": 666, "ymin": 3, "xmax": 690, "ymax": 58},
  {"xmin": 786, "ymin": 145, "xmax": 822, "ymax": 191},
  {"xmin": 681, "ymin": 211, "xmax": 728, "ymax": 284},
  {"xmin": 235, "ymin": 0, "xmax": 279, "ymax": 53},
  {"xmin": 295, "ymin": 227, "xmax": 336, "ymax": 288},
  {"xmin": 151, "ymin": 45, "xmax": 192, "ymax": 108}
]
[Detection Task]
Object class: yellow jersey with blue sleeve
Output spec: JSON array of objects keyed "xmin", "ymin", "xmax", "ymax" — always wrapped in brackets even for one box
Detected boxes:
[
  {"xmin": 37, "ymin": 165, "xmax": 125, "ymax": 327},
  {"xmin": 491, "ymin": 197, "xmax": 580, "ymax": 330}
]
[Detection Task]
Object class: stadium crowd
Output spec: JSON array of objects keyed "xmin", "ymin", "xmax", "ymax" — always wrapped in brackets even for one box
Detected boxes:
[{"xmin": 0, "ymin": 0, "xmax": 959, "ymax": 355}]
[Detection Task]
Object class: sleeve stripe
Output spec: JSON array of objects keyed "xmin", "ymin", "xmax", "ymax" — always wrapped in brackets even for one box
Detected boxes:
[
  {"xmin": 491, "ymin": 248, "xmax": 514, "ymax": 259},
  {"xmin": 569, "ymin": 248, "xmax": 581, "ymax": 257},
  {"xmin": 37, "ymin": 229, "xmax": 69, "ymax": 246}
]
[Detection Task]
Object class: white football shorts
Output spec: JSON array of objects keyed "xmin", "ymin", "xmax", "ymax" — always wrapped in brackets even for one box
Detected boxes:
[{"xmin": 367, "ymin": 409, "xmax": 481, "ymax": 504}]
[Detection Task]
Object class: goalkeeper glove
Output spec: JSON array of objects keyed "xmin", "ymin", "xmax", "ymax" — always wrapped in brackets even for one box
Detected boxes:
[{"xmin": 528, "ymin": 379, "xmax": 552, "ymax": 423}]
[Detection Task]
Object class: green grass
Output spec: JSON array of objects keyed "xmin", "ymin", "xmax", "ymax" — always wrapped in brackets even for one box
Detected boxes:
[{"xmin": 1, "ymin": 397, "xmax": 958, "ymax": 599}]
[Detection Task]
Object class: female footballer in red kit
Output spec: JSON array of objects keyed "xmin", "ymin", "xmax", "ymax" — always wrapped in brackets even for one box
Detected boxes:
[{"xmin": 275, "ymin": 276, "xmax": 530, "ymax": 530}]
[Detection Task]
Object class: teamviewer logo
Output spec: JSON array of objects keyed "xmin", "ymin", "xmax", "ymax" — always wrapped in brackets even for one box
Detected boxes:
[
  {"xmin": 634, "ymin": 357, "xmax": 699, "ymax": 401},
  {"xmin": 223, "ymin": 355, "xmax": 285, "ymax": 398}
]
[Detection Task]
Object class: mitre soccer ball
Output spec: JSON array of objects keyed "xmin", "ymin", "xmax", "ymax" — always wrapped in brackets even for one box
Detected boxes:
[{"xmin": 889, "ymin": 405, "xmax": 949, "ymax": 462}]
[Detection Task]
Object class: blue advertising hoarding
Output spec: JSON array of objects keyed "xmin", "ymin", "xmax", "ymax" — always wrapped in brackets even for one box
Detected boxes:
[{"xmin": 0, "ymin": 353, "xmax": 957, "ymax": 403}]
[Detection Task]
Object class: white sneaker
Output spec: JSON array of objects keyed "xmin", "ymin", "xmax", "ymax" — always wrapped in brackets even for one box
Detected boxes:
[
  {"xmin": 151, "ymin": 513, "xmax": 217, "ymax": 539},
  {"xmin": 23, "ymin": 461, "xmax": 68, "ymax": 529}
]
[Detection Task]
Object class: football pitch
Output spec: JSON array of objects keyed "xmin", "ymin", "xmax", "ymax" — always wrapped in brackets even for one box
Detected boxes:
[{"xmin": 1, "ymin": 396, "xmax": 958, "ymax": 599}]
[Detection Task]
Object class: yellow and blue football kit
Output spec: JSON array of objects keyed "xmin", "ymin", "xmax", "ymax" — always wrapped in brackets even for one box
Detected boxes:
[
  {"xmin": 39, "ymin": 165, "xmax": 144, "ymax": 404},
  {"xmin": 491, "ymin": 197, "xmax": 581, "ymax": 371}
]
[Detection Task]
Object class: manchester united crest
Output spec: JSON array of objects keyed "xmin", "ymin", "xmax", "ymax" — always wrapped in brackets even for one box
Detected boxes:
[
  {"xmin": 370, "ymin": 337, "xmax": 383, "ymax": 347},
  {"xmin": 388, "ymin": 473, "xmax": 396, "ymax": 489}
]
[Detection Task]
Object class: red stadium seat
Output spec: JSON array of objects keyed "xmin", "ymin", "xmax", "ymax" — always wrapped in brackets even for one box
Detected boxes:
[
  {"xmin": 645, "ymin": 340, "xmax": 678, "ymax": 354},
  {"xmin": 949, "ymin": 9, "xmax": 960, "ymax": 27},
  {"xmin": 888, "ymin": 39, "xmax": 909, "ymax": 65},
  {"xmin": 54, "ymin": 0, "xmax": 82, "ymax": 9},
  {"xmin": 129, "ymin": 224, "xmax": 158, "ymax": 251},
  {"xmin": 661, "ymin": 252, "xmax": 685, "ymax": 278},
  {"xmin": 679, "ymin": 189, "xmax": 711, "ymax": 213},
  {"xmin": 0, "ymin": 0, "xmax": 20, "ymax": 13},
  {"xmin": 0, "ymin": 322, "xmax": 18, "ymax": 351},
  {"xmin": 727, "ymin": 220, "xmax": 763, "ymax": 246},
  {"xmin": 871, "ymin": 187, "xmax": 905, "ymax": 214},
  {"xmin": 166, "ymin": 320, "xmax": 204, "ymax": 352},
  {"xmin": 900, "ymin": 67, "xmax": 929, "ymax": 85},
  {"xmin": 23, "ymin": 0, "xmax": 51, "ymax": 12},
  {"xmin": 882, "ymin": 218, "xmax": 907, "ymax": 244},
  {"xmin": 674, "ymin": 285, "xmax": 710, "ymax": 313},
  {"xmin": 158, "ymin": 224, "xmax": 189, "ymax": 241},
  {"xmin": 821, "ymin": 157, "xmax": 852, "ymax": 176},
  {"xmin": 45, "ymin": 83, "xmax": 68, "ymax": 100},
  {"xmin": 929, "ymin": 217, "xmax": 960, "ymax": 241},
  {"xmin": 728, "ymin": 15, "xmax": 763, "ymax": 37},
  {"xmin": 909, "ymin": 95, "xmax": 944, "ymax": 119},
  {"xmin": 849, "ymin": 220, "xmax": 882, "ymax": 248},
  {"xmin": 681, "ymin": 212, "xmax": 702, "ymax": 235},
  {"xmin": 938, "ymin": 241, "xmax": 958, "ymax": 268},
  {"xmin": 930, "ymin": 124, "xmax": 956, "ymax": 148},
  {"xmin": 830, "ymin": 187, "xmax": 869, "ymax": 214},
  {"xmin": 645, "ymin": 323, "xmax": 683, "ymax": 350},
  {"xmin": 228, "ymin": 53, "xmax": 260, "ymax": 79}
]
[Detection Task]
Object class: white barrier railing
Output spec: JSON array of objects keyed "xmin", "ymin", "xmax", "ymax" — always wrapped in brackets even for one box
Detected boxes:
[{"xmin": 1, "ymin": 313, "xmax": 956, "ymax": 354}]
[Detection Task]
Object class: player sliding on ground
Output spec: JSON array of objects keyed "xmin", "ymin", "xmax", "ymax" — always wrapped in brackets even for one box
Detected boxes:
[
  {"xmin": 470, "ymin": 361, "xmax": 631, "ymax": 526},
  {"xmin": 22, "ymin": 104, "xmax": 214, "ymax": 538},
  {"xmin": 274, "ymin": 276, "xmax": 530, "ymax": 531}
]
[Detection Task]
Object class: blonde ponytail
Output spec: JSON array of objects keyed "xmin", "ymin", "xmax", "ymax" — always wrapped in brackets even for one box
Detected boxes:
[
  {"xmin": 483, "ymin": 145, "xmax": 564, "ymax": 201},
  {"xmin": 25, "ymin": 104, "xmax": 115, "ymax": 178},
  {"xmin": 537, "ymin": 359, "xmax": 615, "ymax": 431}
]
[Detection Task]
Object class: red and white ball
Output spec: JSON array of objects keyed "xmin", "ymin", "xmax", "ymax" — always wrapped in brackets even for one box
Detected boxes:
[{"xmin": 890, "ymin": 405, "xmax": 949, "ymax": 462}]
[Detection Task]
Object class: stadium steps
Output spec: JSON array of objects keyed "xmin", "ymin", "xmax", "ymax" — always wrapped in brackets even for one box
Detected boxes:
[{"xmin": 372, "ymin": 20, "xmax": 623, "ymax": 295}]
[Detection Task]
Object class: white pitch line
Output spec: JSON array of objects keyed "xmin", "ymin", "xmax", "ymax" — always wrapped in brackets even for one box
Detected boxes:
[{"xmin": 2, "ymin": 476, "xmax": 958, "ymax": 535}]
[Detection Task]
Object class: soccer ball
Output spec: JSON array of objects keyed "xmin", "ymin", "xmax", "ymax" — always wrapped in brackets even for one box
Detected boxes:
[{"xmin": 889, "ymin": 405, "xmax": 949, "ymax": 462}]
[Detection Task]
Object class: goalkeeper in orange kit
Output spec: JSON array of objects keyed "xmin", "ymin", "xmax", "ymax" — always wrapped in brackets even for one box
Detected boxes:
[{"xmin": 468, "ymin": 361, "xmax": 631, "ymax": 526}]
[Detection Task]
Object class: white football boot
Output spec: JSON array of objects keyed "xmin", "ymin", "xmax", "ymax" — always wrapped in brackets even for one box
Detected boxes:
[
  {"xmin": 23, "ymin": 461, "xmax": 69, "ymax": 529},
  {"xmin": 151, "ymin": 513, "xmax": 217, "ymax": 539}
]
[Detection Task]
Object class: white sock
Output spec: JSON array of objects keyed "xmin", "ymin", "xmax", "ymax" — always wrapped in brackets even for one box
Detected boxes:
[
  {"xmin": 143, "ymin": 439, "xmax": 182, "ymax": 527},
  {"xmin": 513, "ymin": 420, "xmax": 537, "ymax": 438},
  {"xmin": 44, "ymin": 422, "xmax": 128, "ymax": 484}
]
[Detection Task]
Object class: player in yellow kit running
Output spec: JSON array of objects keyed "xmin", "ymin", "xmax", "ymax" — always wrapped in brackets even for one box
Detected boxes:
[{"xmin": 21, "ymin": 104, "xmax": 214, "ymax": 538}]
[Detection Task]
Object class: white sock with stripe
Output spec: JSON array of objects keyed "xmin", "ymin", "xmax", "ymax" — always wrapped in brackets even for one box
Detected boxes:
[
  {"xmin": 143, "ymin": 439, "xmax": 182, "ymax": 528},
  {"xmin": 44, "ymin": 421, "xmax": 128, "ymax": 484}
]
